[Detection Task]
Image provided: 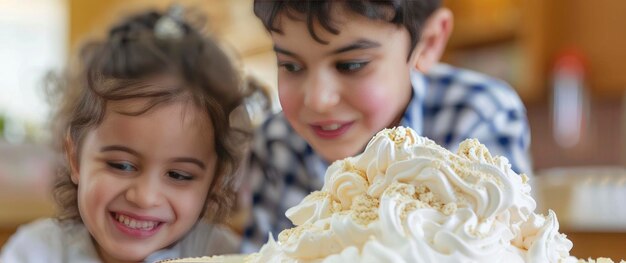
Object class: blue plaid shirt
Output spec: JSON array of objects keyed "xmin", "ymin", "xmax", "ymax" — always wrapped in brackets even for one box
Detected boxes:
[{"xmin": 240, "ymin": 64, "xmax": 531, "ymax": 252}]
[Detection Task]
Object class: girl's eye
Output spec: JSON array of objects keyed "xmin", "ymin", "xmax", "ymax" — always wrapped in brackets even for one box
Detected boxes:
[
  {"xmin": 278, "ymin": 62, "xmax": 303, "ymax": 73},
  {"xmin": 336, "ymin": 61, "xmax": 369, "ymax": 72},
  {"xmin": 107, "ymin": 162, "xmax": 136, "ymax": 172},
  {"xmin": 167, "ymin": 171, "xmax": 194, "ymax": 181}
]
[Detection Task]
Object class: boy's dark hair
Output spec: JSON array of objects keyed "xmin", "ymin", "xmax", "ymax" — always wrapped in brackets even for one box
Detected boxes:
[
  {"xmin": 254, "ymin": 0, "xmax": 441, "ymax": 56},
  {"xmin": 49, "ymin": 8, "xmax": 261, "ymax": 224}
]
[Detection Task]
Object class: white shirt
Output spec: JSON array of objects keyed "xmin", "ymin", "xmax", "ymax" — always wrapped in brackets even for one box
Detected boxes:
[{"xmin": 1, "ymin": 218, "xmax": 239, "ymax": 263}]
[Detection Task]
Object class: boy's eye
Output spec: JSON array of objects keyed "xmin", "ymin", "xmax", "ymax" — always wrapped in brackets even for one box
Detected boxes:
[
  {"xmin": 167, "ymin": 171, "xmax": 194, "ymax": 181},
  {"xmin": 336, "ymin": 61, "xmax": 369, "ymax": 72},
  {"xmin": 278, "ymin": 62, "xmax": 303, "ymax": 73},
  {"xmin": 107, "ymin": 162, "xmax": 136, "ymax": 172}
]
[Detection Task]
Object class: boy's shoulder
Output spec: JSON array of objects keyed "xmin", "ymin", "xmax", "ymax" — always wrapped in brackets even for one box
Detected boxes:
[
  {"xmin": 426, "ymin": 63, "xmax": 510, "ymax": 87},
  {"xmin": 0, "ymin": 218, "xmax": 98, "ymax": 262},
  {"xmin": 423, "ymin": 63, "xmax": 525, "ymax": 112},
  {"xmin": 250, "ymin": 112, "xmax": 315, "ymax": 176},
  {"xmin": 253, "ymin": 112, "xmax": 308, "ymax": 155},
  {"xmin": 257, "ymin": 112, "xmax": 293, "ymax": 137}
]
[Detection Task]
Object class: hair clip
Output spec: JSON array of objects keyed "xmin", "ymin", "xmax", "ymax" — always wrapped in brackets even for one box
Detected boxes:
[{"xmin": 154, "ymin": 5, "xmax": 185, "ymax": 40}]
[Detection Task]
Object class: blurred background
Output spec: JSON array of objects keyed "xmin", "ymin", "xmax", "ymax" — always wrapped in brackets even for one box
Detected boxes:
[{"xmin": 1, "ymin": 0, "xmax": 625, "ymax": 259}]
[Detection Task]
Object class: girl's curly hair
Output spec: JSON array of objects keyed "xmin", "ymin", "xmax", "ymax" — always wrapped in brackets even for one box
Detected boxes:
[{"xmin": 49, "ymin": 8, "xmax": 266, "ymax": 224}]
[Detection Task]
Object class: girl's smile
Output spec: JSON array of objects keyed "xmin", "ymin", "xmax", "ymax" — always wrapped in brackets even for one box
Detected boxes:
[{"xmin": 110, "ymin": 212, "xmax": 165, "ymax": 238}]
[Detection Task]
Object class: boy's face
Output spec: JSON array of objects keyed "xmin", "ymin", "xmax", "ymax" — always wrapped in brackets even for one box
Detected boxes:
[
  {"xmin": 70, "ymin": 99, "xmax": 216, "ymax": 262},
  {"xmin": 272, "ymin": 7, "xmax": 414, "ymax": 162}
]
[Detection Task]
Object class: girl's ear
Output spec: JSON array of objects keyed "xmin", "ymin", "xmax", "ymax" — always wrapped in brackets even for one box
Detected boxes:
[
  {"xmin": 64, "ymin": 131, "xmax": 80, "ymax": 185},
  {"xmin": 410, "ymin": 8, "xmax": 453, "ymax": 72}
]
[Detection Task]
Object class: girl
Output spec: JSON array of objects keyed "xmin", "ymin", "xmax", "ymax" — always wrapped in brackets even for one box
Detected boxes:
[{"xmin": 1, "ymin": 7, "xmax": 260, "ymax": 263}]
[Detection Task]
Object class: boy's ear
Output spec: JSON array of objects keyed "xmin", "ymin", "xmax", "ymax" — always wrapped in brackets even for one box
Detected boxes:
[
  {"xmin": 64, "ymin": 131, "xmax": 80, "ymax": 185},
  {"xmin": 410, "ymin": 8, "xmax": 453, "ymax": 72}
]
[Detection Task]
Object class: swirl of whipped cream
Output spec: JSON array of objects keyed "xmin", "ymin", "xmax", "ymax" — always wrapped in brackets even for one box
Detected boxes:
[
  {"xmin": 321, "ymin": 246, "xmax": 362, "ymax": 263},
  {"xmin": 280, "ymin": 207, "xmax": 382, "ymax": 259},
  {"xmin": 523, "ymin": 210, "xmax": 575, "ymax": 263},
  {"xmin": 354, "ymin": 133, "xmax": 396, "ymax": 187},
  {"xmin": 248, "ymin": 127, "xmax": 576, "ymax": 263},
  {"xmin": 282, "ymin": 193, "xmax": 381, "ymax": 259},
  {"xmin": 457, "ymin": 138, "xmax": 496, "ymax": 164},
  {"xmin": 368, "ymin": 158, "xmax": 443, "ymax": 198},
  {"xmin": 373, "ymin": 187, "xmax": 515, "ymax": 262},
  {"xmin": 279, "ymin": 218, "xmax": 344, "ymax": 259},
  {"xmin": 354, "ymin": 127, "xmax": 433, "ymax": 191},
  {"xmin": 322, "ymin": 160, "xmax": 369, "ymax": 210},
  {"xmin": 375, "ymin": 152, "xmax": 516, "ymax": 221},
  {"xmin": 285, "ymin": 191, "xmax": 339, "ymax": 226}
]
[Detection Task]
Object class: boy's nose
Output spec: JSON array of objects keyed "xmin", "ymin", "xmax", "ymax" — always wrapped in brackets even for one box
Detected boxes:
[
  {"xmin": 125, "ymin": 173, "xmax": 165, "ymax": 208},
  {"xmin": 303, "ymin": 72, "xmax": 340, "ymax": 113}
]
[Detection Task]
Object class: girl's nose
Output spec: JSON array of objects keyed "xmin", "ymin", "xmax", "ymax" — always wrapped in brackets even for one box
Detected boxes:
[
  {"xmin": 125, "ymin": 173, "xmax": 165, "ymax": 208},
  {"xmin": 303, "ymin": 71, "xmax": 340, "ymax": 113}
]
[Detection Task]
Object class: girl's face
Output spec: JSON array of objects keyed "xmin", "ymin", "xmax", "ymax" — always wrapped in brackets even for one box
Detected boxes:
[
  {"xmin": 69, "ymin": 99, "xmax": 217, "ymax": 262},
  {"xmin": 271, "ymin": 7, "xmax": 414, "ymax": 163}
]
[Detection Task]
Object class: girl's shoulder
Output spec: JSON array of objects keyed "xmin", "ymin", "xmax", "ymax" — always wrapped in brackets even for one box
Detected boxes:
[
  {"xmin": 0, "ymin": 218, "xmax": 98, "ymax": 263},
  {"xmin": 14, "ymin": 217, "xmax": 66, "ymax": 232},
  {"xmin": 3, "ymin": 218, "xmax": 66, "ymax": 249},
  {"xmin": 178, "ymin": 223, "xmax": 241, "ymax": 257}
]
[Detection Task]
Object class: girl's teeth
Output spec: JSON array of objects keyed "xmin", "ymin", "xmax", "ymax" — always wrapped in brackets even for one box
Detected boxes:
[
  {"xmin": 115, "ymin": 214, "xmax": 157, "ymax": 230},
  {"xmin": 321, "ymin": 124, "xmax": 341, "ymax": 131}
]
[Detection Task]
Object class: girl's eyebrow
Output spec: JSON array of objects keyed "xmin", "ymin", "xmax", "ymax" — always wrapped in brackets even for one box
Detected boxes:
[
  {"xmin": 101, "ymin": 145, "xmax": 206, "ymax": 170},
  {"xmin": 170, "ymin": 157, "xmax": 206, "ymax": 170},
  {"xmin": 101, "ymin": 145, "xmax": 142, "ymax": 157}
]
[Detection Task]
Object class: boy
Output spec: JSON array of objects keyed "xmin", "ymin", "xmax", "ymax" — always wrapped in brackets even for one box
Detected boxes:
[{"xmin": 241, "ymin": 0, "xmax": 530, "ymax": 251}]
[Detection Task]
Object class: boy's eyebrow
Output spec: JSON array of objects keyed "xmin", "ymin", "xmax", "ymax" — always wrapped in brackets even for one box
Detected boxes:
[
  {"xmin": 273, "ymin": 46, "xmax": 298, "ymax": 58},
  {"xmin": 273, "ymin": 39, "xmax": 380, "ymax": 58},
  {"xmin": 330, "ymin": 39, "xmax": 380, "ymax": 55},
  {"xmin": 170, "ymin": 157, "xmax": 206, "ymax": 170}
]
